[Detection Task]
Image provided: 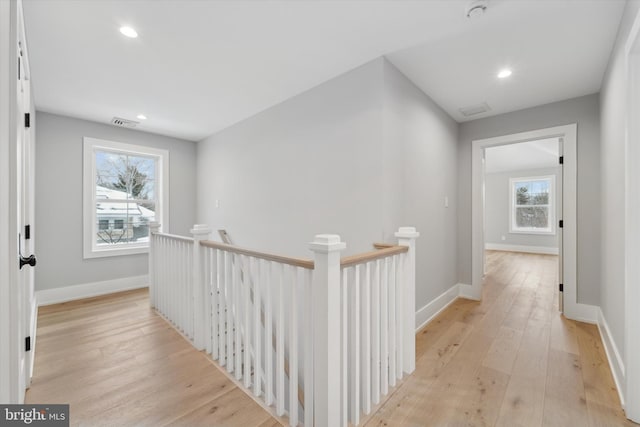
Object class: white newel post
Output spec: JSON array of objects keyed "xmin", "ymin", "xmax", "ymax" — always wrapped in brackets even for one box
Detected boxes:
[
  {"xmin": 191, "ymin": 224, "xmax": 212, "ymax": 350},
  {"xmin": 395, "ymin": 226, "xmax": 419, "ymax": 374},
  {"xmin": 309, "ymin": 234, "xmax": 346, "ymax": 427},
  {"xmin": 149, "ymin": 222, "xmax": 161, "ymax": 309}
]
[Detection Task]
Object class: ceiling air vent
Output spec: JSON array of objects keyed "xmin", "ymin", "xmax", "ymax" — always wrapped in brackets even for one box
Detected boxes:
[
  {"xmin": 459, "ymin": 102, "xmax": 491, "ymax": 117},
  {"xmin": 110, "ymin": 117, "xmax": 139, "ymax": 128}
]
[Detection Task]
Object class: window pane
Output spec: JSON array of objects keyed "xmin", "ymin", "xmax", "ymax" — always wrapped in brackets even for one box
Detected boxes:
[
  {"xmin": 95, "ymin": 201, "xmax": 155, "ymax": 246},
  {"xmin": 516, "ymin": 206, "xmax": 549, "ymax": 229},
  {"xmin": 95, "ymin": 150, "xmax": 156, "ymax": 200},
  {"xmin": 515, "ymin": 180, "xmax": 549, "ymax": 206}
]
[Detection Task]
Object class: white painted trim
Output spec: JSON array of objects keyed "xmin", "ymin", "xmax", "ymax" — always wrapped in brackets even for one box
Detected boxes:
[
  {"xmin": 598, "ymin": 308, "xmax": 626, "ymax": 408},
  {"xmin": 457, "ymin": 283, "xmax": 478, "ymax": 301},
  {"xmin": 472, "ymin": 124, "xmax": 578, "ymax": 318},
  {"xmin": 508, "ymin": 175, "xmax": 556, "ymax": 235},
  {"xmin": 36, "ymin": 275, "xmax": 148, "ymax": 306},
  {"xmin": 625, "ymin": 5, "xmax": 640, "ymax": 422},
  {"xmin": 415, "ymin": 284, "xmax": 460, "ymax": 332},
  {"xmin": 567, "ymin": 303, "xmax": 598, "ymax": 324},
  {"xmin": 82, "ymin": 137, "xmax": 169, "ymax": 259},
  {"xmin": 485, "ymin": 243, "xmax": 558, "ymax": 255}
]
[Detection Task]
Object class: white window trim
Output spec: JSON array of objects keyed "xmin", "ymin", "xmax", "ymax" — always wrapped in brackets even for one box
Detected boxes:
[
  {"xmin": 83, "ymin": 137, "xmax": 169, "ymax": 259},
  {"xmin": 509, "ymin": 175, "xmax": 555, "ymax": 235}
]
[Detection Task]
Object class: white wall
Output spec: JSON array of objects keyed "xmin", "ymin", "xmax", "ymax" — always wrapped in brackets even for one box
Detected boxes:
[
  {"xmin": 197, "ymin": 57, "xmax": 459, "ymax": 312},
  {"xmin": 599, "ymin": 0, "xmax": 640, "ymax": 375},
  {"xmin": 34, "ymin": 112, "xmax": 197, "ymax": 291},
  {"xmin": 484, "ymin": 167, "xmax": 560, "ymax": 249},
  {"xmin": 457, "ymin": 94, "xmax": 601, "ymax": 305}
]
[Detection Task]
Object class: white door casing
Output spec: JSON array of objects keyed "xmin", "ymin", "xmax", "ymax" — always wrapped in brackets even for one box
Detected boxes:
[{"xmin": 470, "ymin": 124, "xmax": 591, "ymax": 323}]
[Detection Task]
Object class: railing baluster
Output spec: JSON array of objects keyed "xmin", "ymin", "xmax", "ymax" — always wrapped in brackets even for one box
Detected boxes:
[
  {"xmin": 341, "ymin": 268, "xmax": 348, "ymax": 427},
  {"xmin": 362, "ymin": 261, "xmax": 372, "ymax": 414},
  {"xmin": 210, "ymin": 248, "xmax": 218, "ymax": 358},
  {"xmin": 218, "ymin": 249, "xmax": 226, "ymax": 367},
  {"xmin": 304, "ymin": 267, "xmax": 314, "ymax": 427},
  {"xmin": 253, "ymin": 256, "xmax": 262, "ymax": 397},
  {"xmin": 276, "ymin": 263, "xmax": 285, "ymax": 416},
  {"xmin": 396, "ymin": 253, "xmax": 404, "ymax": 380},
  {"xmin": 226, "ymin": 251, "xmax": 234, "ymax": 373},
  {"xmin": 349, "ymin": 265, "xmax": 360, "ymax": 425},
  {"xmin": 265, "ymin": 260, "xmax": 274, "ymax": 406},
  {"xmin": 234, "ymin": 253, "xmax": 242, "ymax": 380},
  {"xmin": 289, "ymin": 266, "xmax": 299, "ymax": 426},
  {"xmin": 372, "ymin": 258, "xmax": 381, "ymax": 405},
  {"xmin": 243, "ymin": 255, "xmax": 252, "ymax": 389},
  {"xmin": 381, "ymin": 257, "xmax": 389, "ymax": 396},
  {"xmin": 389, "ymin": 255, "xmax": 396, "ymax": 388}
]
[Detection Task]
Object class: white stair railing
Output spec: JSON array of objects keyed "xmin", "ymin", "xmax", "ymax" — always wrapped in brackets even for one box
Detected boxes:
[{"xmin": 148, "ymin": 223, "xmax": 419, "ymax": 427}]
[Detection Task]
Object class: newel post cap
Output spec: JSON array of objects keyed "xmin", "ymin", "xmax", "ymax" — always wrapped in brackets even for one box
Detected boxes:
[
  {"xmin": 395, "ymin": 226, "xmax": 420, "ymax": 239},
  {"xmin": 149, "ymin": 221, "xmax": 161, "ymax": 232},
  {"xmin": 309, "ymin": 234, "xmax": 346, "ymax": 253},
  {"xmin": 190, "ymin": 224, "xmax": 212, "ymax": 237}
]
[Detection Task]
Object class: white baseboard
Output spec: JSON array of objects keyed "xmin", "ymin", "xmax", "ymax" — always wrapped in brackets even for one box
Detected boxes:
[
  {"xmin": 565, "ymin": 302, "xmax": 598, "ymax": 324},
  {"xmin": 597, "ymin": 308, "xmax": 626, "ymax": 408},
  {"xmin": 458, "ymin": 282, "xmax": 479, "ymax": 301},
  {"xmin": 415, "ymin": 284, "xmax": 460, "ymax": 332},
  {"xmin": 36, "ymin": 275, "xmax": 148, "ymax": 306},
  {"xmin": 485, "ymin": 243, "xmax": 559, "ymax": 255}
]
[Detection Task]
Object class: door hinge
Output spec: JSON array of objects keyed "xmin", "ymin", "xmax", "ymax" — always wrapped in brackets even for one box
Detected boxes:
[
  {"xmin": 559, "ymin": 283, "xmax": 564, "ymax": 292},
  {"xmin": 559, "ymin": 156, "xmax": 564, "ymax": 165},
  {"xmin": 25, "ymin": 225, "xmax": 30, "ymax": 240},
  {"xmin": 559, "ymin": 220, "xmax": 563, "ymax": 228},
  {"xmin": 25, "ymin": 336, "xmax": 31, "ymax": 352},
  {"xmin": 24, "ymin": 113, "xmax": 30, "ymax": 128}
]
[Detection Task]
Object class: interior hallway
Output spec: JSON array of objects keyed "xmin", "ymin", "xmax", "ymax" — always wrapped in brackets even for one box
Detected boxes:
[
  {"xmin": 367, "ymin": 251, "xmax": 635, "ymax": 427},
  {"xmin": 25, "ymin": 289, "xmax": 282, "ymax": 427}
]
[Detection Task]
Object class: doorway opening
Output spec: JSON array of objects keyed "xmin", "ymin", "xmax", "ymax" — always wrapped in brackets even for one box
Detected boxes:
[
  {"xmin": 470, "ymin": 124, "xmax": 593, "ymax": 322},
  {"xmin": 482, "ymin": 138, "xmax": 562, "ymax": 310}
]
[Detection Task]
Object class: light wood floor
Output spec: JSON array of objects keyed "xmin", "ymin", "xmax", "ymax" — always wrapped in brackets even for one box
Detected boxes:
[
  {"xmin": 25, "ymin": 289, "xmax": 281, "ymax": 427},
  {"xmin": 366, "ymin": 251, "xmax": 636, "ymax": 427}
]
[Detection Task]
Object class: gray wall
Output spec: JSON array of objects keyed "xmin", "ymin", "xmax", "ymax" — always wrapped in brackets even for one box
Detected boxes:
[
  {"xmin": 457, "ymin": 94, "xmax": 601, "ymax": 305},
  {"xmin": 35, "ymin": 112, "xmax": 197, "ymax": 291},
  {"xmin": 484, "ymin": 167, "xmax": 560, "ymax": 249},
  {"xmin": 383, "ymin": 59, "xmax": 459, "ymax": 309},
  {"xmin": 599, "ymin": 0, "xmax": 640, "ymax": 365},
  {"xmin": 197, "ymin": 58, "xmax": 459, "ymax": 312}
]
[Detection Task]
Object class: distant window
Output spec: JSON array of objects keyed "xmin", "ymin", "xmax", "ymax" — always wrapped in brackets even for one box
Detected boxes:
[
  {"xmin": 509, "ymin": 176, "xmax": 555, "ymax": 235},
  {"xmin": 83, "ymin": 137, "xmax": 169, "ymax": 258}
]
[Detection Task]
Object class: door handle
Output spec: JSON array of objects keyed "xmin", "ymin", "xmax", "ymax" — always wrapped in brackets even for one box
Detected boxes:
[
  {"xmin": 19, "ymin": 254, "xmax": 36, "ymax": 269},
  {"xmin": 18, "ymin": 232, "xmax": 36, "ymax": 269}
]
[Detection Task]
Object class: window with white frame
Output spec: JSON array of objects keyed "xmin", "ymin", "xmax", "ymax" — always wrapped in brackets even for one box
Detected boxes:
[
  {"xmin": 509, "ymin": 176, "xmax": 555, "ymax": 234},
  {"xmin": 83, "ymin": 137, "xmax": 168, "ymax": 258}
]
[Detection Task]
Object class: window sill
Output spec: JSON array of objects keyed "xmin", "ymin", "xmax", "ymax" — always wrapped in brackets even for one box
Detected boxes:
[
  {"xmin": 509, "ymin": 229, "xmax": 556, "ymax": 236},
  {"xmin": 83, "ymin": 245, "xmax": 149, "ymax": 259}
]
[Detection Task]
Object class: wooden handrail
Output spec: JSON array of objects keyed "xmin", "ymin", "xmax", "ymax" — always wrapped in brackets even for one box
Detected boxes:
[
  {"xmin": 153, "ymin": 232, "xmax": 194, "ymax": 243},
  {"xmin": 373, "ymin": 242, "xmax": 395, "ymax": 249},
  {"xmin": 341, "ymin": 245, "xmax": 408, "ymax": 268},
  {"xmin": 200, "ymin": 240, "xmax": 315, "ymax": 270}
]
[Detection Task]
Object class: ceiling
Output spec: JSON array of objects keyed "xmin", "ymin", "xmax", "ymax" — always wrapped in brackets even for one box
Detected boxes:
[
  {"xmin": 485, "ymin": 138, "xmax": 560, "ymax": 174},
  {"xmin": 22, "ymin": 0, "xmax": 626, "ymax": 141}
]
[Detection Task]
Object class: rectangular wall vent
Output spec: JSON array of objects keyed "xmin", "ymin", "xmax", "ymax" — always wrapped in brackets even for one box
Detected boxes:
[
  {"xmin": 459, "ymin": 102, "xmax": 491, "ymax": 117},
  {"xmin": 110, "ymin": 117, "xmax": 139, "ymax": 128}
]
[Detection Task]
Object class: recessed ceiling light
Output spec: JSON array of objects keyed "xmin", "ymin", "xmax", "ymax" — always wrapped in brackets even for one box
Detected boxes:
[
  {"xmin": 119, "ymin": 26, "xmax": 138, "ymax": 38},
  {"xmin": 497, "ymin": 69, "xmax": 513, "ymax": 79},
  {"xmin": 136, "ymin": 114, "xmax": 147, "ymax": 120}
]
